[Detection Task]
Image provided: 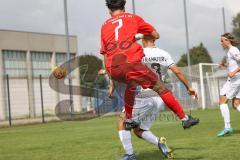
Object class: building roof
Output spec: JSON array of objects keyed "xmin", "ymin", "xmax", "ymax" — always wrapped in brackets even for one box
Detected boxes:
[
  {"xmin": 0, "ymin": 29, "xmax": 77, "ymax": 37},
  {"xmin": 0, "ymin": 29, "xmax": 78, "ymax": 53}
]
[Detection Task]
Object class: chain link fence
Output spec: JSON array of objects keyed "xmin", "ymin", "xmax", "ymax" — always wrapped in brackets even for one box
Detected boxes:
[{"xmin": 0, "ymin": 63, "xmax": 228, "ymax": 127}]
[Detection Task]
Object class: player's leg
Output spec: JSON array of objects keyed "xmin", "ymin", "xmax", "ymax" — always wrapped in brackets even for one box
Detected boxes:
[
  {"xmin": 124, "ymin": 82, "xmax": 137, "ymax": 119},
  {"xmin": 125, "ymin": 63, "xmax": 199, "ymax": 129},
  {"xmin": 232, "ymin": 79, "xmax": 240, "ymax": 112},
  {"xmin": 152, "ymin": 81, "xmax": 199, "ymax": 129},
  {"xmin": 117, "ymin": 114, "xmax": 136, "ymax": 160},
  {"xmin": 109, "ymin": 54, "xmax": 198, "ymax": 129},
  {"xmin": 219, "ymin": 95, "xmax": 231, "ymax": 129},
  {"xmin": 132, "ymin": 97, "xmax": 173, "ymax": 158},
  {"xmin": 106, "ymin": 62, "xmax": 139, "ymax": 129},
  {"xmin": 132, "ymin": 96, "xmax": 161, "ymax": 147},
  {"xmin": 133, "ymin": 128, "xmax": 173, "ymax": 158},
  {"xmin": 117, "ymin": 58, "xmax": 184, "ymax": 121},
  {"xmin": 217, "ymin": 81, "xmax": 232, "ymax": 137},
  {"xmin": 133, "ymin": 128, "xmax": 158, "ymax": 147}
]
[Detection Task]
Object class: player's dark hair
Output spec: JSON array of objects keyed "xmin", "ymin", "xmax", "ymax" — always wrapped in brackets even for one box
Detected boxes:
[
  {"xmin": 106, "ymin": 0, "xmax": 126, "ymax": 12},
  {"xmin": 221, "ymin": 33, "xmax": 240, "ymax": 46}
]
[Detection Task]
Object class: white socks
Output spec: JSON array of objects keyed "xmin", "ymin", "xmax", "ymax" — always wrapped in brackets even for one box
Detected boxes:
[
  {"xmin": 141, "ymin": 131, "xmax": 159, "ymax": 146},
  {"xmin": 236, "ymin": 105, "xmax": 240, "ymax": 112},
  {"xmin": 118, "ymin": 130, "xmax": 133, "ymax": 155},
  {"xmin": 181, "ymin": 115, "xmax": 189, "ymax": 121},
  {"xmin": 220, "ymin": 104, "xmax": 231, "ymax": 128}
]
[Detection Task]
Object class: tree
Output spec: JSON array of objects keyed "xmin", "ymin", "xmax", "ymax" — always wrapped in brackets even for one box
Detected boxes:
[
  {"xmin": 232, "ymin": 12, "xmax": 240, "ymax": 41},
  {"xmin": 177, "ymin": 43, "xmax": 213, "ymax": 67},
  {"xmin": 78, "ymin": 55, "xmax": 108, "ymax": 96},
  {"xmin": 79, "ymin": 55, "xmax": 103, "ymax": 84}
]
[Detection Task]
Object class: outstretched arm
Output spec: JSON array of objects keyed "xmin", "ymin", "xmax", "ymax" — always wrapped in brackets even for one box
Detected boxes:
[
  {"xmin": 219, "ymin": 61, "xmax": 228, "ymax": 68},
  {"xmin": 135, "ymin": 30, "xmax": 159, "ymax": 41},
  {"xmin": 98, "ymin": 68, "xmax": 115, "ymax": 98},
  {"xmin": 136, "ymin": 15, "xmax": 159, "ymax": 40},
  {"xmin": 146, "ymin": 30, "xmax": 160, "ymax": 40},
  {"xmin": 108, "ymin": 79, "xmax": 115, "ymax": 99},
  {"xmin": 170, "ymin": 64, "xmax": 197, "ymax": 98},
  {"xmin": 228, "ymin": 67, "xmax": 240, "ymax": 78}
]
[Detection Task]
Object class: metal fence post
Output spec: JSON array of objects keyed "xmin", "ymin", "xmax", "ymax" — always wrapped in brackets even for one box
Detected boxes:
[
  {"xmin": 96, "ymin": 89, "xmax": 100, "ymax": 117},
  {"xmin": 94, "ymin": 76, "xmax": 100, "ymax": 117},
  {"xmin": 6, "ymin": 74, "xmax": 12, "ymax": 126},
  {"xmin": 40, "ymin": 75, "xmax": 45, "ymax": 123}
]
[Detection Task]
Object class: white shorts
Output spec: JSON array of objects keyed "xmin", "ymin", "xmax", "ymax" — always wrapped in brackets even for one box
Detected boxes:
[
  {"xmin": 132, "ymin": 96, "xmax": 164, "ymax": 130},
  {"xmin": 220, "ymin": 78, "xmax": 240, "ymax": 99},
  {"xmin": 220, "ymin": 80, "xmax": 230, "ymax": 96},
  {"xmin": 226, "ymin": 77, "xmax": 240, "ymax": 99}
]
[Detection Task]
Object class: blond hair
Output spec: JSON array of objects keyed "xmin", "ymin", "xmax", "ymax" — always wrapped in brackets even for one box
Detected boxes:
[{"xmin": 221, "ymin": 33, "xmax": 240, "ymax": 46}]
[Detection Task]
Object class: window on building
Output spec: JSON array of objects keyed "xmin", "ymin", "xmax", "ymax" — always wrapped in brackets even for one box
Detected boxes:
[
  {"xmin": 31, "ymin": 51, "xmax": 52, "ymax": 78},
  {"xmin": 2, "ymin": 50, "xmax": 27, "ymax": 78},
  {"xmin": 56, "ymin": 52, "xmax": 76, "ymax": 66}
]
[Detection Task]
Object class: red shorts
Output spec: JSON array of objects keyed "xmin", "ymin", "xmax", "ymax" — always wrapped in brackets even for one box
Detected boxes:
[
  {"xmin": 106, "ymin": 53, "xmax": 158, "ymax": 88},
  {"xmin": 106, "ymin": 62, "xmax": 158, "ymax": 89}
]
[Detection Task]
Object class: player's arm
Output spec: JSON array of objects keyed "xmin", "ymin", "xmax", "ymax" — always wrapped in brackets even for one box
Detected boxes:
[
  {"xmin": 144, "ymin": 30, "xmax": 160, "ymax": 40},
  {"xmin": 170, "ymin": 64, "xmax": 197, "ymax": 98},
  {"xmin": 108, "ymin": 79, "xmax": 115, "ymax": 99},
  {"xmin": 219, "ymin": 60, "xmax": 228, "ymax": 68},
  {"xmin": 103, "ymin": 54, "xmax": 108, "ymax": 69},
  {"xmin": 100, "ymin": 27, "xmax": 106, "ymax": 57},
  {"xmin": 100, "ymin": 37, "xmax": 109, "ymax": 70},
  {"xmin": 98, "ymin": 68, "xmax": 115, "ymax": 98},
  {"xmin": 170, "ymin": 65, "xmax": 190, "ymax": 89},
  {"xmin": 228, "ymin": 67, "xmax": 240, "ymax": 78},
  {"xmin": 136, "ymin": 15, "xmax": 159, "ymax": 40},
  {"xmin": 228, "ymin": 49, "xmax": 240, "ymax": 77},
  {"xmin": 135, "ymin": 31, "xmax": 159, "ymax": 41},
  {"xmin": 230, "ymin": 48, "xmax": 240, "ymax": 62}
]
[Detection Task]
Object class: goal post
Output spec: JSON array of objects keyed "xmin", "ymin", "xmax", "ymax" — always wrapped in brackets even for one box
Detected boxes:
[
  {"xmin": 198, "ymin": 63, "xmax": 229, "ymax": 110},
  {"xmin": 199, "ymin": 63, "xmax": 219, "ymax": 110}
]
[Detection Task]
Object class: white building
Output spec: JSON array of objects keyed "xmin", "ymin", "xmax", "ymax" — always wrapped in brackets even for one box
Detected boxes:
[{"xmin": 0, "ymin": 29, "xmax": 82, "ymax": 120}]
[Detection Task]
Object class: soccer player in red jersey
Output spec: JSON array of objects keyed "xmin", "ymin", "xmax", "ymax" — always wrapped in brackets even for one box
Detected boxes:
[{"xmin": 100, "ymin": 0, "xmax": 199, "ymax": 130}]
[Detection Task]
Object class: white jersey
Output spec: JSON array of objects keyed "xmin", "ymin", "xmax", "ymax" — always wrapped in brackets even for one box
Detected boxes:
[
  {"xmin": 132, "ymin": 47, "xmax": 174, "ymax": 130},
  {"xmin": 142, "ymin": 47, "xmax": 175, "ymax": 81},
  {"xmin": 227, "ymin": 46, "xmax": 240, "ymax": 75},
  {"xmin": 135, "ymin": 47, "xmax": 174, "ymax": 95},
  {"xmin": 220, "ymin": 46, "xmax": 240, "ymax": 99}
]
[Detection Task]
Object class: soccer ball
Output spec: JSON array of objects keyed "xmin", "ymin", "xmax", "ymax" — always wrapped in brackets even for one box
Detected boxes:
[{"xmin": 52, "ymin": 66, "xmax": 67, "ymax": 79}]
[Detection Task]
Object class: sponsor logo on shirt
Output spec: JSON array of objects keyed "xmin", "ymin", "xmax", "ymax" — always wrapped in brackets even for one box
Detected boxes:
[{"xmin": 142, "ymin": 57, "xmax": 166, "ymax": 63}]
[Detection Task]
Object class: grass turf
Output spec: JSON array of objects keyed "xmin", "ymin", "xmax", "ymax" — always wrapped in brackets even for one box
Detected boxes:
[{"xmin": 0, "ymin": 108, "xmax": 239, "ymax": 160}]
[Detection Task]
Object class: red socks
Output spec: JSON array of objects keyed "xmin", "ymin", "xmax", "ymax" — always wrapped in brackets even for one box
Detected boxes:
[
  {"xmin": 124, "ymin": 86, "xmax": 136, "ymax": 119},
  {"xmin": 124, "ymin": 87, "xmax": 186, "ymax": 120},
  {"xmin": 159, "ymin": 90, "xmax": 186, "ymax": 120}
]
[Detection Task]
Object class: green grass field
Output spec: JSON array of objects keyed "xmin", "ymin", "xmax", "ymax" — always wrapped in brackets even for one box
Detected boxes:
[{"xmin": 0, "ymin": 109, "xmax": 239, "ymax": 160}]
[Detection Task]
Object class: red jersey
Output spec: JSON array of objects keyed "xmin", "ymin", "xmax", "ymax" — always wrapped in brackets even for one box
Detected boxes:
[{"xmin": 100, "ymin": 13, "xmax": 155, "ymax": 68}]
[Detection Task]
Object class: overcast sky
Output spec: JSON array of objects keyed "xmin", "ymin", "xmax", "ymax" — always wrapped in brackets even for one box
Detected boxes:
[{"xmin": 0, "ymin": 0, "xmax": 239, "ymax": 63}]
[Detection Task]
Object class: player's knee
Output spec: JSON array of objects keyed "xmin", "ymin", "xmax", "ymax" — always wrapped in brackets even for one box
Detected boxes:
[
  {"xmin": 219, "ymin": 96, "xmax": 228, "ymax": 105},
  {"xmin": 133, "ymin": 128, "xmax": 146, "ymax": 139},
  {"xmin": 133, "ymin": 128, "xmax": 142, "ymax": 138},
  {"xmin": 219, "ymin": 100, "xmax": 227, "ymax": 105},
  {"xmin": 117, "ymin": 114, "xmax": 125, "ymax": 131},
  {"xmin": 117, "ymin": 115, "xmax": 124, "ymax": 123},
  {"xmin": 153, "ymin": 81, "xmax": 166, "ymax": 93}
]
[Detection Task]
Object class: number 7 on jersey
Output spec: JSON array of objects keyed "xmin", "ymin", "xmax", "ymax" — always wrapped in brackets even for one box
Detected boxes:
[{"xmin": 112, "ymin": 19, "xmax": 123, "ymax": 41}]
